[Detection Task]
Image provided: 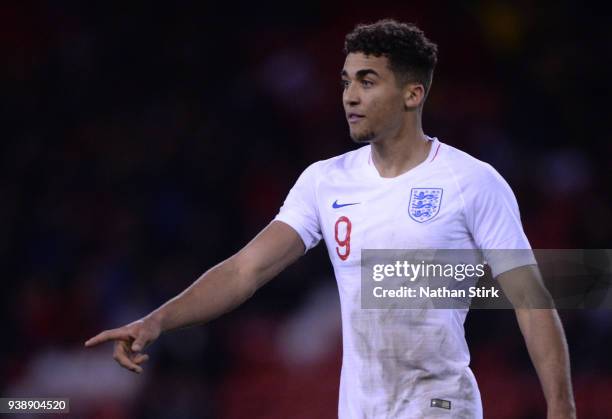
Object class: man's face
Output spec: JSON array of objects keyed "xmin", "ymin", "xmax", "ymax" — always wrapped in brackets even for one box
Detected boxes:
[{"xmin": 341, "ymin": 52, "xmax": 406, "ymax": 143}]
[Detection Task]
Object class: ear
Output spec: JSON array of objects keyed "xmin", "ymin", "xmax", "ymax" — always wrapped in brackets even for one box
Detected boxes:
[{"xmin": 403, "ymin": 83, "xmax": 426, "ymax": 110}]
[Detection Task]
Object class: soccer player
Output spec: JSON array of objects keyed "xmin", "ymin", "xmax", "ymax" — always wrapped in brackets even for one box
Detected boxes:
[{"xmin": 85, "ymin": 20, "xmax": 576, "ymax": 418}]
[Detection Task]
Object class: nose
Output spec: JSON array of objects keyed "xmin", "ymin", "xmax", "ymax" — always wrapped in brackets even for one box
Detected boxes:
[{"xmin": 343, "ymin": 83, "xmax": 360, "ymax": 107}]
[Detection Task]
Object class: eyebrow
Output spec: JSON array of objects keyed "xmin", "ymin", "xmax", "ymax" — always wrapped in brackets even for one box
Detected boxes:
[{"xmin": 341, "ymin": 68, "xmax": 381, "ymax": 79}]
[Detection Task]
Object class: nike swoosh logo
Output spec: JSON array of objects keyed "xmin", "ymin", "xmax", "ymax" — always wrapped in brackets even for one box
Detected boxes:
[{"xmin": 332, "ymin": 200, "xmax": 361, "ymax": 209}]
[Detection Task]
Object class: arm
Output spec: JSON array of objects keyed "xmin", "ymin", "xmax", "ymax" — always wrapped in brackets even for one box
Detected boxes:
[
  {"xmin": 150, "ymin": 220, "xmax": 305, "ymax": 331},
  {"xmin": 497, "ymin": 265, "xmax": 576, "ymax": 419},
  {"xmin": 84, "ymin": 220, "xmax": 305, "ymax": 373}
]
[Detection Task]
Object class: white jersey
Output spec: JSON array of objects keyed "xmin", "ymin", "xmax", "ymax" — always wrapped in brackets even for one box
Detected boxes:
[{"xmin": 274, "ymin": 136, "xmax": 533, "ymax": 418}]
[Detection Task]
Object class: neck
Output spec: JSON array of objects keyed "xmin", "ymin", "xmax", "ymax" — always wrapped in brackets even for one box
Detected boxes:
[{"xmin": 370, "ymin": 118, "xmax": 431, "ymax": 178}]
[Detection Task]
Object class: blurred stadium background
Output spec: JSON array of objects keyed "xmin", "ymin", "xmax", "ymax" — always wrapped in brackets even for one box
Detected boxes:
[{"xmin": 2, "ymin": 1, "xmax": 611, "ymax": 418}]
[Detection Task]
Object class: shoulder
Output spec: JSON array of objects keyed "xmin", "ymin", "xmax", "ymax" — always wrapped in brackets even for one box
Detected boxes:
[{"xmin": 439, "ymin": 142, "xmax": 509, "ymax": 190}]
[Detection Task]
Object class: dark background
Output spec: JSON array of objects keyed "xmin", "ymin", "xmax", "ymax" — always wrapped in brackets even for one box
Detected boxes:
[{"xmin": 2, "ymin": 1, "xmax": 611, "ymax": 418}]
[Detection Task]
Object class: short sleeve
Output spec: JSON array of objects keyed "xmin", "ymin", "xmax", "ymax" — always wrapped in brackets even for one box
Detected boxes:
[
  {"xmin": 464, "ymin": 164, "xmax": 536, "ymax": 277},
  {"xmin": 274, "ymin": 162, "xmax": 322, "ymax": 252}
]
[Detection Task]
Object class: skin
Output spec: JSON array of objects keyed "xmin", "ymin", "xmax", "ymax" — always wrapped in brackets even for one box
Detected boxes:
[{"xmin": 85, "ymin": 51, "xmax": 575, "ymax": 419}]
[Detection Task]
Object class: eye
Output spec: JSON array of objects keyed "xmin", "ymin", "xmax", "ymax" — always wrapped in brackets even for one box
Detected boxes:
[
  {"xmin": 362, "ymin": 80, "xmax": 374, "ymax": 88},
  {"xmin": 341, "ymin": 80, "xmax": 350, "ymax": 89}
]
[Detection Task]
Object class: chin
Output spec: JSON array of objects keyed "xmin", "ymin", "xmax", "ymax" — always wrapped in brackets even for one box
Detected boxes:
[{"xmin": 350, "ymin": 130, "xmax": 376, "ymax": 143}]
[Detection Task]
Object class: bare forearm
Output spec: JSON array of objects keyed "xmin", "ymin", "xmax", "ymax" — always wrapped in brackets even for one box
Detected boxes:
[
  {"xmin": 516, "ymin": 309, "xmax": 576, "ymax": 414},
  {"xmin": 148, "ymin": 257, "xmax": 256, "ymax": 333}
]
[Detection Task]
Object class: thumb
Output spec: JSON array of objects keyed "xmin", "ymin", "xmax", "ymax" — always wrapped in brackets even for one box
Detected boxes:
[{"xmin": 131, "ymin": 335, "xmax": 147, "ymax": 352}]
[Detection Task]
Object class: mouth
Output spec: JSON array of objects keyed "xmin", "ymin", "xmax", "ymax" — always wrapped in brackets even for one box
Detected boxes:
[{"xmin": 347, "ymin": 113, "xmax": 365, "ymax": 124}]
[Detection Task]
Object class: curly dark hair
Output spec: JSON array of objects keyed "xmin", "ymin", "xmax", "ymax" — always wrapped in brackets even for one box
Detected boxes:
[{"xmin": 344, "ymin": 19, "xmax": 438, "ymax": 96}]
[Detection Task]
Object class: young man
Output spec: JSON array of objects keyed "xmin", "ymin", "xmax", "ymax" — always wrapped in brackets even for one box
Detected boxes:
[{"xmin": 86, "ymin": 20, "xmax": 576, "ymax": 418}]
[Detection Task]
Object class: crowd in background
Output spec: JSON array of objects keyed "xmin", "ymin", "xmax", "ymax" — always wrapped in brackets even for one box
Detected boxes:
[{"xmin": 2, "ymin": 1, "xmax": 610, "ymax": 418}]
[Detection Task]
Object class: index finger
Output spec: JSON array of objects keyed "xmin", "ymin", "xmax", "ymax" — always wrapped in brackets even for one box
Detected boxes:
[{"xmin": 84, "ymin": 328, "xmax": 131, "ymax": 348}]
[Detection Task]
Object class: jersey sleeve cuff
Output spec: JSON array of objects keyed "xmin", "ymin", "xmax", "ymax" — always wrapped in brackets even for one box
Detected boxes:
[
  {"xmin": 485, "ymin": 249, "xmax": 538, "ymax": 278},
  {"xmin": 274, "ymin": 213, "xmax": 321, "ymax": 253}
]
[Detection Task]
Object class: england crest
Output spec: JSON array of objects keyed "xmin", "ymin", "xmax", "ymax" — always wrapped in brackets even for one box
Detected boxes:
[{"xmin": 409, "ymin": 188, "xmax": 443, "ymax": 223}]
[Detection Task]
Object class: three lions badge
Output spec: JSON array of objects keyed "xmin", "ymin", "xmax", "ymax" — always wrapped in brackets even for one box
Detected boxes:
[{"xmin": 409, "ymin": 188, "xmax": 443, "ymax": 223}]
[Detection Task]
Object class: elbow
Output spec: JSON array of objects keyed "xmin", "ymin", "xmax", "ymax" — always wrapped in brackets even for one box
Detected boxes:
[
  {"xmin": 527, "ymin": 286, "xmax": 555, "ymax": 309},
  {"xmin": 226, "ymin": 255, "xmax": 261, "ymax": 298}
]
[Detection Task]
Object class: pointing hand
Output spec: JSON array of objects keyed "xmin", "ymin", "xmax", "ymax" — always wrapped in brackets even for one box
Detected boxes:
[{"xmin": 84, "ymin": 317, "xmax": 161, "ymax": 374}]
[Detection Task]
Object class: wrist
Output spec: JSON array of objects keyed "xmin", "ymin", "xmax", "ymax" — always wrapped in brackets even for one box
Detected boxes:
[{"xmin": 146, "ymin": 310, "xmax": 166, "ymax": 333}]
